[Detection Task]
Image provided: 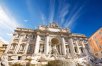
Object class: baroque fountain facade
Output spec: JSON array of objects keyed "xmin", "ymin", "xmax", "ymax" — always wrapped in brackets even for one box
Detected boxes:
[{"xmin": 1, "ymin": 23, "xmax": 93, "ymax": 66}]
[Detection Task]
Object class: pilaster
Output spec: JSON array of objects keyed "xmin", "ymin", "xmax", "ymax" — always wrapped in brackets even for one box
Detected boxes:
[
  {"xmin": 76, "ymin": 40, "xmax": 81, "ymax": 54},
  {"xmin": 61, "ymin": 37, "xmax": 66, "ymax": 55},
  {"xmin": 34, "ymin": 35, "xmax": 40, "ymax": 54},
  {"xmin": 24, "ymin": 38, "xmax": 30, "ymax": 54},
  {"xmin": 68, "ymin": 38, "xmax": 75, "ymax": 57},
  {"xmin": 44, "ymin": 35, "xmax": 50, "ymax": 55}
]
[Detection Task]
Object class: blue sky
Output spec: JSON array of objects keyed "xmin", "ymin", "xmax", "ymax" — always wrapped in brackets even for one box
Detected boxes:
[{"xmin": 0, "ymin": 0, "xmax": 102, "ymax": 43}]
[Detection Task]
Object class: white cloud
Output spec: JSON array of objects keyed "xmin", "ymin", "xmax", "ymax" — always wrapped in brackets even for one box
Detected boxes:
[
  {"xmin": 0, "ymin": 6, "xmax": 21, "ymax": 31},
  {"xmin": 7, "ymin": 33, "xmax": 12, "ymax": 36},
  {"xmin": 40, "ymin": 12, "xmax": 47, "ymax": 25},
  {"xmin": 49, "ymin": 0, "xmax": 55, "ymax": 23},
  {"xmin": 59, "ymin": 4, "xmax": 70, "ymax": 26},
  {"xmin": 65, "ymin": 5, "xmax": 84, "ymax": 28},
  {"xmin": 24, "ymin": 19, "xmax": 28, "ymax": 22},
  {"xmin": 0, "ymin": 6, "xmax": 22, "ymax": 44},
  {"xmin": 0, "ymin": 37, "xmax": 8, "ymax": 44}
]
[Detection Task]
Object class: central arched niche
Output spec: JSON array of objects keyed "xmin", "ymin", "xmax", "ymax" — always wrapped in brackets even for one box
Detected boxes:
[{"xmin": 51, "ymin": 38, "xmax": 59, "ymax": 45}]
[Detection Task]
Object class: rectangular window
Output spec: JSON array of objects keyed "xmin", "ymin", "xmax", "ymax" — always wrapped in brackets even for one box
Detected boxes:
[
  {"xmin": 27, "ymin": 44, "xmax": 34, "ymax": 54},
  {"xmin": 18, "ymin": 56, "xmax": 21, "ymax": 60},
  {"xmin": 40, "ymin": 35, "xmax": 45, "ymax": 41},
  {"xmin": 95, "ymin": 53, "xmax": 98, "ymax": 56},
  {"xmin": 99, "ymin": 32, "xmax": 102, "ymax": 35},
  {"xmin": 93, "ymin": 36, "xmax": 96, "ymax": 39},
  {"xmin": 95, "ymin": 40, "xmax": 99, "ymax": 44},
  {"xmin": 25, "ymin": 34, "xmax": 28, "ymax": 38},
  {"xmin": 80, "ymin": 47, "xmax": 83, "ymax": 53},
  {"xmin": 39, "ymin": 45, "xmax": 44, "ymax": 53},
  {"xmin": 69, "ymin": 48, "xmax": 71, "ymax": 53},
  {"xmin": 33, "ymin": 35, "xmax": 35, "ymax": 39},
  {"xmin": 99, "ymin": 45, "xmax": 102, "ymax": 49},
  {"xmin": 17, "ymin": 34, "xmax": 20, "ymax": 38},
  {"xmin": 74, "ymin": 47, "xmax": 78, "ymax": 53}
]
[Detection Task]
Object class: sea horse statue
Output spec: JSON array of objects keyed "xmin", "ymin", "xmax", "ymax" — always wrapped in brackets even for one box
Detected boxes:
[{"xmin": 1, "ymin": 54, "xmax": 9, "ymax": 66}]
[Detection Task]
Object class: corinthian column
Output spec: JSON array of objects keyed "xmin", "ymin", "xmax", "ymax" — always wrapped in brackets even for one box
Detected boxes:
[
  {"xmin": 76, "ymin": 40, "xmax": 81, "ymax": 54},
  {"xmin": 34, "ymin": 35, "xmax": 40, "ymax": 54},
  {"xmin": 68, "ymin": 38, "xmax": 75, "ymax": 57},
  {"xmin": 62, "ymin": 37, "xmax": 66, "ymax": 55},
  {"xmin": 44, "ymin": 35, "xmax": 49, "ymax": 55}
]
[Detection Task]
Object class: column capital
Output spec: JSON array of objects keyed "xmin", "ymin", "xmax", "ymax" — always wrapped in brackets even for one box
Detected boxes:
[
  {"xmin": 45, "ymin": 33, "xmax": 49, "ymax": 36},
  {"xmin": 60, "ymin": 34, "xmax": 64, "ymax": 38},
  {"xmin": 36, "ymin": 32, "xmax": 40, "ymax": 35}
]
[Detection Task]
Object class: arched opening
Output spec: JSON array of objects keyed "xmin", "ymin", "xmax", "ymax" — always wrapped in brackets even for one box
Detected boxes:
[{"xmin": 51, "ymin": 38, "xmax": 60, "ymax": 54}]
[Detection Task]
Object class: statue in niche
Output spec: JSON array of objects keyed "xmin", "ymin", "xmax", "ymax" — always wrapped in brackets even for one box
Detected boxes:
[
  {"xmin": 39, "ymin": 45, "xmax": 44, "ymax": 53},
  {"xmin": 1, "ymin": 54, "xmax": 9, "ymax": 66},
  {"xmin": 51, "ymin": 38, "xmax": 59, "ymax": 55},
  {"xmin": 51, "ymin": 45, "xmax": 59, "ymax": 55}
]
